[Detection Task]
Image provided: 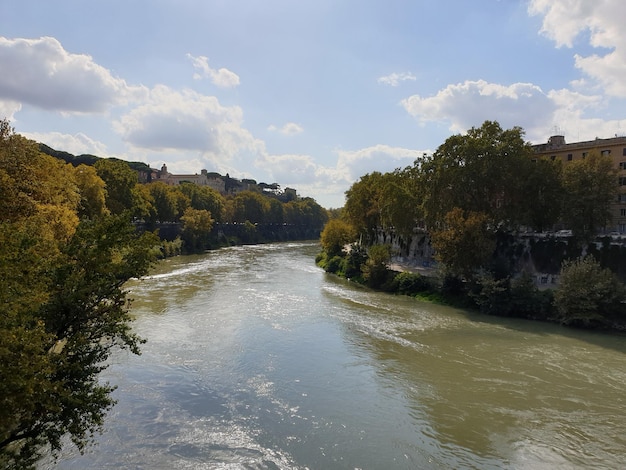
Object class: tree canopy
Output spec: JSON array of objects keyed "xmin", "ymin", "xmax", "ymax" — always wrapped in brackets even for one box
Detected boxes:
[{"xmin": 0, "ymin": 120, "xmax": 158, "ymax": 468}]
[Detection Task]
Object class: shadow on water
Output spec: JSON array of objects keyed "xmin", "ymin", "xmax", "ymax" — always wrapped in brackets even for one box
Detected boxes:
[{"xmin": 320, "ymin": 271, "xmax": 626, "ymax": 467}]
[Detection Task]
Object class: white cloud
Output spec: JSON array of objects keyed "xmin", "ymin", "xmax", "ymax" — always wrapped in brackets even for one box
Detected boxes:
[
  {"xmin": 267, "ymin": 122, "xmax": 304, "ymax": 135},
  {"xmin": 256, "ymin": 153, "xmax": 318, "ymax": 184},
  {"xmin": 0, "ymin": 99, "xmax": 21, "ymax": 120},
  {"xmin": 336, "ymin": 144, "xmax": 425, "ymax": 182},
  {"xmin": 22, "ymin": 131, "xmax": 109, "ymax": 156},
  {"xmin": 114, "ymin": 85, "xmax": 264, "ymax": 169},
  {"xmin": 378, "ymin": 72, "xmax": 417, "ymax": 87},
  {"xmin": 0, "ymin": 36, "xmax": 146, "ymax": 113},
  {"xmin": 529, "ymin": 0, "xmax": 626, "ymax": 97},
  {"xmin": 187, "ymin": 54, "xmax": 240, "ymax": 88},
  {"xmin": 401, "ymin": 80, "xmax": 556, "ymax": 138}
]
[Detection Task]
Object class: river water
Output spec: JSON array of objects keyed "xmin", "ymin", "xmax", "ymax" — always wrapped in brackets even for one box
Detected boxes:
[{"xmin": 47, "ymin": 241, "xmax": 626, "ymax": 469}]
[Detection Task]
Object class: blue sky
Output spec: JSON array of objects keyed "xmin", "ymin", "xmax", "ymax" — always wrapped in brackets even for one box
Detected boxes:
[{"xmin": 2, "ymin": 0, "xmax": 626, "ymax": 208}]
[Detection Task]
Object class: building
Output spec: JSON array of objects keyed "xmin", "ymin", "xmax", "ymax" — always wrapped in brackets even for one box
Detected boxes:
[
  {"xmin": 532, "ymin": 135, "xmax": 626, "ymax": 234},
  {"xmin": 158, "ymin": 164, "xmax": 225, "ymax": 193}
]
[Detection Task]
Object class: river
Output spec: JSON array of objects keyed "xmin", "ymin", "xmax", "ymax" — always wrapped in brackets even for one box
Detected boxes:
[{"xmin": 45, "ymin": 241, "xmax": 626, "ymax": 469}]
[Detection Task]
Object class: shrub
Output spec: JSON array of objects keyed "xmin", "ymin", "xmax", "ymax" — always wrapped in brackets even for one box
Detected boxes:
[
  {"xmin": 325, "ymin": 255, "xmax": 344, "ymax": 274},
  {"xmin": 554, "ymin": 256, "xmax": 626, "ymax": 327},
  {"xmin": 394, "ymin": 272, "xmax": 431, "ymax": 295}
]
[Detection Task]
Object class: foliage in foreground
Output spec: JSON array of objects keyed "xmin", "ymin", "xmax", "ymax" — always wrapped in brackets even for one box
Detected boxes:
[{"xmin": 0, "ymin": 120, "xmax": 159, "ymax": 469}]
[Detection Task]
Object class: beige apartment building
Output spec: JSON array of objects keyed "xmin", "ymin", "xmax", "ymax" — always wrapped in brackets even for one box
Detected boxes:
[{"xmin": 532, "ymin": 135, "xmax": 626, "ymax": 234}]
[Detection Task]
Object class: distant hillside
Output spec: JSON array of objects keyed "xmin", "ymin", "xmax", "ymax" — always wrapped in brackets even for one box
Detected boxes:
[{"xmin": 39, "ymin": 143, "xmax": 151, "ymax": 172}]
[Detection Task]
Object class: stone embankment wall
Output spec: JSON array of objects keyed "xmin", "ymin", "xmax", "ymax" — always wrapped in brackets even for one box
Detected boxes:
[{"xmin": 374, "ymin": 229, "xmax": 626, "ymax": 283}]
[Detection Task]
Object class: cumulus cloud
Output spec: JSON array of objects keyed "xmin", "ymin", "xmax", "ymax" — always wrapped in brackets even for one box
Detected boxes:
[
  {"xmin": 256, "ymin": 153, "xmax": 318, "ymax": 184},
  {"xmin": 0, "ymin": 36, "xmax": 146, "ymax": 113},
  {"xmin": 114, "ymin": 85, "xmax": 263, "ymax": 167},
  {"xmin": 267, "ymin": 122, "xmax": 304, "ymax": 135},
  {"xmin": 187, "ymin": 54, "xmax": 240, "ymax": 88},
  {"xmin": 377, "ymin": 72, "xmax": 417, "ymax": 87},
  {"xmin": 401, "ymin": 80, "xmax": 556, "ymax": 138},
  {"xmin": 0, "ymin": 99, "xmax": 21, "ymax": 120},
  {"xmin": 22, "ymin": 130, "xmax": 109, "ymax": 156},
  {"xmin": 336, "ymin": 144, "xmax": 425, "ymax": 182},
  {"xmin": 529, "ymin": 0, "xmax": 626, "ymax": 97}
]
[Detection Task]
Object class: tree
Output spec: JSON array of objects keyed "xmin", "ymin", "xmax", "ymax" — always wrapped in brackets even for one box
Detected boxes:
[
  {"xmin": 431, "ymin": 207, "xmax": 496, "ymax": 279},
  {"xmin": 561, "ymin": 151, "xmax": 617, "ymax": 240},
  {"xmin": 290, "ymin": 197, "xmax": 328, "ymax": 228},
  {"xmin": 148, "ymin": 181, "xmax": 184, "ymax": 222},
  {"xmin": 554, "ymin": 256, "xmax": 626, "ymax": 327},
  {"xmin": 180, "ymin": 208, "xmax": 214, "ymax": 251},
  {"xmin": 266, "ymin": 198, "xmax": 284, "ymax": 224},
  {"xmin": 379, "ymin": 168, "xmax": 422, "ymax": 237},
  {"xmin": 73, "ymin": 164, "xmax": 109, "ymax": 219},
  {"xmin": 0, "ymin": 215, "xmax": 158, "ymax": 468},
  {"xmin": 344, "ymin": 172, "xmax": 386, "ymax": 242},
  {"xmin": 420, "ymin": 121, "xmax": 535, "ymax": 228},
  {"xmin": 94, "ymin": 158, "xmax": 138, "ymax": 215},
  {"xmin": 131, "ymin": 183, "xmax": 156, "ymax": 221},
  {"xmin": 362, "ymin": 244, "xmax": 392, "ymax": 288},
  {"xmin": 232, "ymin": 190, "xmax": 269, "ymax": 224},
  {"xmin": 320, "ymin": 219, "xmax": 357, "ymax": 257},
  {"xmin": 0, "ymin": 121, "xmax": 159, "ymax": 467},
  {"xmin": 179, "ymin": 182, "xmax": 225, "ymax": 222},
  {"xmin": 521, "ymin": 157, "xmax": 563, "ymax": 232}
]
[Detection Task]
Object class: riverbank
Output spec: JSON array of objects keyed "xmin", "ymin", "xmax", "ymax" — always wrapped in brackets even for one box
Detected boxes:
[{"xmin": 318, "ymin": 248, "xmax": 626, "ymax": 333}]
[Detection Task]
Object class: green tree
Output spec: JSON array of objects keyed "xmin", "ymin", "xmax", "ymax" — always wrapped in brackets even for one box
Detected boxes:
[
  {"xmin": 266, "ymin": 198, "xmax": 284, "ymax": 224},
  {"xmin": 0, "ymin": 216, "xmax": 157, "ymax": 468},
  {"xmin": 344, "ymin": 172, "xmax": 386, "ymax": 242},
  {"xmin": 0, "ymin": 121, "xmax": 159, "ymax": 467},
  {"xmin": 561, "ymin": 151, "xmax": 617, "ymax": 240},
  {"xmin": 180, "ymin": 208, "xmax": 214, "ymax": 251},
  {"xmin": 148, "ymin": 181, "xmax": 184, "ymax": 222},
  {"xmin": 131, "ymin": 183, "xmax": 156, "ymax": 221},
  {"xmin": 421, "ymin": 121, "xmax": 535, "ymax": 228},
  {"xmin": 232, "ymin": 190, "xmax": 269, "ymax": 223},
  {"xmin": 554, "ymin": 256, "xmax": 626, "ymax": 327},
  {"xmin": 521, "ymin": 157, "xmax": 563, "ymax": 232},
  {"xmin": 378, "ymin": 168, "xmax": 423, "ymax": 237},
  {"xmin": 362, "ymin": 244, "xmax": 392, "ymax": 288},
  {"xmin": 289, "ymin": 197, "xmax": 328, "ymax": 228},
  {"xmin": 320, "ymin": 219, "xmax": 357, "ymax": 257},
  {"xmin": 73, "ymin": 164, "xmax": 109, "ymax": 219},
  {"xmin": 431, "ymin": 207, "xmax": 496, "ymax": 279},
  {"xmin": 179, "ymin": 182, "xmax": 225, "ymax": 222},
  {"xmin": 94, "ymin": 158, "xmax": 138, "ymax": 215}
]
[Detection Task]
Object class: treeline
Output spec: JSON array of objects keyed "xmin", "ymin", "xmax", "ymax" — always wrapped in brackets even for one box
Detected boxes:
[
  {"xmin": 317, "ymin": 121, "xmax": 626, "ymax": 330},
  {"xmin": 41, "ymin": 142, "xmax": 328, "ymax": 253}
]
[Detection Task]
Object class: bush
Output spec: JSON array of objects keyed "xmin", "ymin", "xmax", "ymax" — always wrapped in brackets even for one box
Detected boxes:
[
  {"xmin": 362, "ymin": 244, "xmax": 391, "ymax": 288},
  {"xmin": 325, "ymin": 255, "xmax": 344, "ymax": 274},
  {"xmin": 393, "ymin": 272, "xmax": 431, "ymax": 295},
  {"xmin": 554, "ymin": 256, "xmax": 626, "ymax": 327}
]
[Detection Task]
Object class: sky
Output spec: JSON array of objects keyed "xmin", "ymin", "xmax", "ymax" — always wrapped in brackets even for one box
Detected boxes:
[{"xmin": 2, "ymin": 0, "xmax": 626, "ymax": 208}]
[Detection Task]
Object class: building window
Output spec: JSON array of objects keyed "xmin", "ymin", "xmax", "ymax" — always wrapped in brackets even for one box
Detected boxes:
[
  {"xmin": 623, "ymin": 148, "xmax": 626, "ymax": 156},
  {"xmin": 601, "ymin": 149, "xmax": 611, "ymax": 156},
  {"xmin": 620, "ymin": 177, "xmax": 626, "ymax": 186},
  {"xmin": 582, "ymin": 152, "xmax": 588, "ymax": 158},
  {"xmin": 550, "ymin": 155, "xmax": 556, "ymax": 161},
  {"xmin": 619, "ymin": 194, "xmax": 626, "ymax": 203},
  {"xmin": 622, "ymin": 209, "xmax": 626, "ymax": 217},
  {"xmin": 567, "ymin": 153, "xmax": 573, "ymax": 161},
  {"xmin": 620, "ymin": 161, "xmax": 626, "ymax": 170}
]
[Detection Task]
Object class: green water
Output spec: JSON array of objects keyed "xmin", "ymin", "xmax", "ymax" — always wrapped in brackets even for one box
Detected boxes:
[{"xmin": 46, "ymin": 242, "xmax": 626, "ymax": 469}]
